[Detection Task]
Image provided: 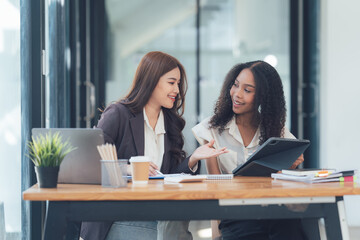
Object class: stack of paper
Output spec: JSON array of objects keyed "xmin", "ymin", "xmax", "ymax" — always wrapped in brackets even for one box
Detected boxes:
[
  {"xmin": 281, "ymin": 168, "xmax": 336, "ymax": 176},
  {"xmin": 271, "ymin": 169, "xmax": 357, "ymax": 183},
  {"xmin": 164, "ymin": 175, "xmax": 207, "ymax": 183}
]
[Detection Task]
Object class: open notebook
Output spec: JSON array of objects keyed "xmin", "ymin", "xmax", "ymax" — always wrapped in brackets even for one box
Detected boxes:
[{"xmin": 163, "ymin": 174, "xmax": 233, "ymax": 182}]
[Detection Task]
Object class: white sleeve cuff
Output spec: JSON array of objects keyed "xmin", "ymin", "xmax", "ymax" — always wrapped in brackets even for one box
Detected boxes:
[
  {"xmin": 189, "ymin": 162, "xmax": 198, "ymax": 173},
  {"xmin": 192, "ymin": 118, "xmax": 213, "ymax": 145}
]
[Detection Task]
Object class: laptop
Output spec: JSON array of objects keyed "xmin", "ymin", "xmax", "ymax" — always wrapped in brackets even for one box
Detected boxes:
[
  {"xmin": 31, "ymin": 128, "xmax": 104, "ymax": 184},
  {"xmin": 232, "ymin": 137, "xmax": 310, "ymax": 177}
]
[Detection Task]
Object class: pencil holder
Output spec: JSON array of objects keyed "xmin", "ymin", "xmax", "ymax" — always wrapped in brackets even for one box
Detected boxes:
[{"xmin": 101, "ymin": 160, "xmax": 128, "ymax": 188}]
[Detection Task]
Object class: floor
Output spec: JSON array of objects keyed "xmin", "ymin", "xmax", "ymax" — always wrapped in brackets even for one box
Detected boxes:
[
  {"xmin": 189, "ymin": 220, "xmax": 212, "ymax": 240},
  {"xmin": 1, "ymin": 221, "xmax": 360, "ymax": 239},
  {"xmin": 349, "ymin": 227, "xmax": 360, "ymax": 240}
]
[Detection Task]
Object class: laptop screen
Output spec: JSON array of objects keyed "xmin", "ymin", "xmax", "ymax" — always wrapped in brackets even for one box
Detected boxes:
[{"xmin": 31, "ymin": 128, "xmax": 104, "ymax": 184}]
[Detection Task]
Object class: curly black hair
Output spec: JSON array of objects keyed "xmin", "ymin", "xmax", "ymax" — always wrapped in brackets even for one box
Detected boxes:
[{"xmin": 209, "ymin": 60, "xmax": 286, "ymax": 145}]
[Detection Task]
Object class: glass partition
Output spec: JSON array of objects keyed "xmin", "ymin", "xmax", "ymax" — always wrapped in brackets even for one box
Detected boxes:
[
  {"xmin": 105, "ymin": 0, "xmax": 198, "ymax": 153},
  {"xmin": 199, "ymin": 0, "xmax": 291, "ymax": 127},
  {"xmin": 0, "ymin": 0, "xmax": 21, "ymax": 238}
]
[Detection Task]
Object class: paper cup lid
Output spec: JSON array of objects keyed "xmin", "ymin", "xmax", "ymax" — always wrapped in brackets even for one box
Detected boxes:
[{"xmin": 129, "ymin": 156, "xmax": 150, "ymax": 162}]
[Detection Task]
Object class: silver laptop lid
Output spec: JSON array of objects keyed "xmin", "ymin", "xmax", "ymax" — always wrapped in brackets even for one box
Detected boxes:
[{"xmin": 31, "ymin": 128, "xmax": 104, "ymax": 184}]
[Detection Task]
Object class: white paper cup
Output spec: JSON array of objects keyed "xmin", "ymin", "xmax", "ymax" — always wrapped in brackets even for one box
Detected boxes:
[{"xmin": 129, "ymin": 156, "xmax": 150, "ymax": 184}]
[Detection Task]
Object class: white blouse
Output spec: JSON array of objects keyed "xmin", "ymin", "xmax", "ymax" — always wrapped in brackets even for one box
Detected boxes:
[
  {"xmin": 143, "ymin": 108, "xmax": 197, "ymax": 173},
  {"xmin": 192, "ymin": 116, "xmax": 295, "ymax": 174},
  {"xmin": 143, "ymin": 108, "xmax": 165, "ymax": 169}
]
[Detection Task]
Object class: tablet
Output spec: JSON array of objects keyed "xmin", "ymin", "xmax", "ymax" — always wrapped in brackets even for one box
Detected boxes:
[{"xmin": 232, "ymin": 137, "xmax": 310, "ymax": 177}]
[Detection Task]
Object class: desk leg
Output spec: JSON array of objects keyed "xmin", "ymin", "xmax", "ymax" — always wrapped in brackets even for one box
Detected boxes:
[
  {"xmin": 337, "ymin": 200, "xmax": 350, "ymax": 240},
  {"xmin": 323, "ymin": 201, "xmax": 343, "ymax": 240},
  {"xmin": 301, "ymin": 219, "xmax": 321, "ymax": 240},
  {"xmin": 43, "ymin": 201, "xmax": 68, "ymax": 240}
]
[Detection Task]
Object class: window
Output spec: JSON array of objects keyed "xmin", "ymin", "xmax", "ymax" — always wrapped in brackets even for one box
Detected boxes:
[
  {"xmin": 105, "ymin": 0, "xmax": 198, "ymax": 153},
  {"xmin": 199, "ymin": 0, "xmax": 291, "ymax": 127},
  {"xmin": 0, "ymin": 0, "xmax": 21, "ymax": 238}
]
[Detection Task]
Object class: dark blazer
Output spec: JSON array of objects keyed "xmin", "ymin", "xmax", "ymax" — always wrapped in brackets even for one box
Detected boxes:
[{"xmin": 80, "ymin": 102, "xmax": 200, "ymax": 240}]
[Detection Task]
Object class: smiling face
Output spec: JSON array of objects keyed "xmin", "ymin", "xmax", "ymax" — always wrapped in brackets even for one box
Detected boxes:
[
  {"xmin": 148, "ymin": 67, "xmax": 181, "ymax": 110},
  {"xmin": 230, "ymin": 68, "xmax": 256, "ymax": 115}
]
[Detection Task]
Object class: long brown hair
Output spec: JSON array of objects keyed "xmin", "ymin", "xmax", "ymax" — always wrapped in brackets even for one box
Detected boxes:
[
  {"xmin": 121, "ymin": 51, "xmax": 188, "ymax": 164},
  {"xmin": 121, "ymin": 51, "xmax": 187, "ymax": 116}
]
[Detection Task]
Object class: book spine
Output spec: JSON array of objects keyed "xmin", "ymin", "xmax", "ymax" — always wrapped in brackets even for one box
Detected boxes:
[{"xmin": 339, "ymin": 176, "xmax": 356, "ymax": 182}]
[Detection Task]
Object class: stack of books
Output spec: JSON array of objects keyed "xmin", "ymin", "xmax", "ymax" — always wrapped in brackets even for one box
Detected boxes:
[{"xmin": 271, "ymin": 169, "xmax": 357, "ymax": 183}]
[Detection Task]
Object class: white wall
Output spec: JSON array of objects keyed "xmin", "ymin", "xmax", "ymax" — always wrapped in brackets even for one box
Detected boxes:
[{"xmin": 320, "ymin": 0, "xmax": 360, "ymax": 229}]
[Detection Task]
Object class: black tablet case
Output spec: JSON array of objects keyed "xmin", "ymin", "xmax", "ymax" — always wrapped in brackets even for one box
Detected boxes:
[{"xmin": 232, "ymin": 137, "xmax": 310, "ymax": 177}]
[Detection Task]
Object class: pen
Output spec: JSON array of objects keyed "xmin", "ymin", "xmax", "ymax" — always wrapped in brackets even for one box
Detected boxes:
[{"xmin": 155, "ymin": 169, "xmax": 164, "ymax": 176}]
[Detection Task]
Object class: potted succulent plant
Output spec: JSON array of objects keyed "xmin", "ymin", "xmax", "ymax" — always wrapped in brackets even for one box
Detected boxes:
[{"xmin": 27, "ymin": 132, "xmax": 75, "ymax": 188}]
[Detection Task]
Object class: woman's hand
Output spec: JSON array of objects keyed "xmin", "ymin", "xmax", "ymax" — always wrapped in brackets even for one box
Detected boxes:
[
  {"xmin": 289, "ymin": 154, "xmax": 304, "ymax": 169},
  {"xmin": 149, "ymin": 162, "xmax": 160, "ymax": 176},
  {"xmin": 127, "ymin": 164, "xmax": 132, "ymax": 175},
  {"xmin": 189, "ymin": 139, "xmax": 228, "ymax": 168},
  {"xmin": 127, "ymin": 162, "xmax": 160, "ymax": 176}
]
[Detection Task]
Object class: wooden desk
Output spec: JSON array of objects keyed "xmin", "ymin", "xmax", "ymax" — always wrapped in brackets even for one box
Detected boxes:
[{"xmin": 23, "ymin": 177, "xmax": 360, "ymax": 240}]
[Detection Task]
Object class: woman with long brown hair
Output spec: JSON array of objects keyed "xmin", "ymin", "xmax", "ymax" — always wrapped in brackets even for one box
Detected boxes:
[{"xmin": 80, "ymin": 51, "xmax": 227, "ymax": 240}]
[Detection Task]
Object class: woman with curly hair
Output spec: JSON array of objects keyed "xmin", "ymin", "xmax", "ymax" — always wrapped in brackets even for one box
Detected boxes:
[{"xmin": 192, "ymin": 60, "xmax": 305, "ymax": 239}]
